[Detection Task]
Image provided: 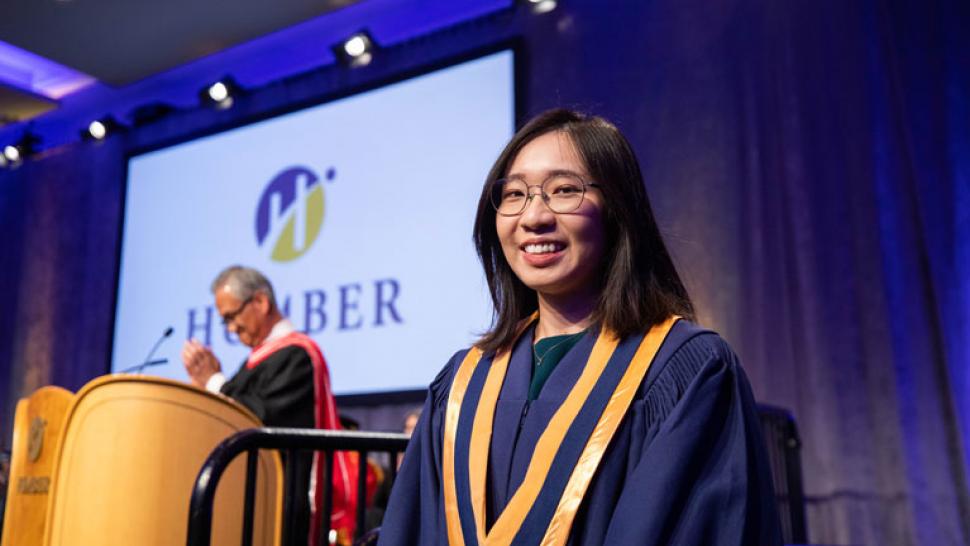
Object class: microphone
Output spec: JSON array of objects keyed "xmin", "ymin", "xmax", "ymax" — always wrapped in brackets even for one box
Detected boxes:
[
  {"xmin": 120, "ymin": 358, "xmax": 169, "ymax": 374},
  {"xmin": 121, "ymin": 327, "xmax": 174, "ymax": 374}
]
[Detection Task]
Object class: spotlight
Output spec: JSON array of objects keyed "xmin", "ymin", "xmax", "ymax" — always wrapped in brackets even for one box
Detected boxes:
[
  {"xmin": 199, "ymin": 77, "xmax": 242, "ymax": 110},
  {"xmin": 81, "ymin": 117, "xmax": 123, "ymax": 141},
  {"xmin": 524, "ymin": 0, "xmax": 557, "ymax": 14},
  {"xmin": 334, "ymin": 31, "xmax": 376, "ymax": 68},
  {"xmin": 344, "ymin": 35, "xmax": 368, "ymax": 57},
  {"xmin": 2, "ymin": 133, "xmax": 38, "ymax": 166},
  {"xmin": 208, "ymin": 82, "xmax": 229, "ymax": 103},
  {"xmin": 3, "ymin": 145, "xmax": 21, "ymax": 163},
  {"xmin": 89, "ymin": 120, "xmax": 107, "ymax": 139}
]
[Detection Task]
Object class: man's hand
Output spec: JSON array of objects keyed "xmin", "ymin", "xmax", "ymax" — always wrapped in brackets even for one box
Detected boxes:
[{"xmin": 181, "ymin": 339, "xmax": 222, "ymax": 388}]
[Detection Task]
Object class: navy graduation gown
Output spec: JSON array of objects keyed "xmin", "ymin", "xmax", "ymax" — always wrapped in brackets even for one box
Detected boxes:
[{"xmin": 380, "ymin": 321, "xmax": 782, "ymax": 545}]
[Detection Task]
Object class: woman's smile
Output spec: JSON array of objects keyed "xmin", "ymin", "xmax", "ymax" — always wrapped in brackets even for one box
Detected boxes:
[{"xmin": 496, "ymin": 130, "xmax": 606, "ymax": 299}]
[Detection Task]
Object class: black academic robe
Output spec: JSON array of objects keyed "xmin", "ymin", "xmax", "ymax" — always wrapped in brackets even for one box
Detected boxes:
[
  {"xmin": 379, "ymin": 320, "xmax": 782, "ymax": 546},
  {"xmin": 221, "ymin": 345, "xmax": 316, "ymax": 428},
  {"xmin": 222, "ymin": 345, "xmax": 315, "ymax": 546}
]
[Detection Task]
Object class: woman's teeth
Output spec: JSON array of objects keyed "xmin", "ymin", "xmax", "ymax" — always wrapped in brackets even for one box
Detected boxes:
[{"xmin": 524, "ymin": 243, "xmax": 562, "ymax": 254}]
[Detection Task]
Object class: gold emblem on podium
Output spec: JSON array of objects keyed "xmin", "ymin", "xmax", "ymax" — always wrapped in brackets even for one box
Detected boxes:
[{"xmin": 27, "ymin": 416, "xmax": 47, "ymax": 462}]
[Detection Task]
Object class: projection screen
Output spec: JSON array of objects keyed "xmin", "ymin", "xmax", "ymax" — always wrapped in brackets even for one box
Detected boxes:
[{"xmin": 111, "ymin": 50, "xmax": 514, "ymax": 394}]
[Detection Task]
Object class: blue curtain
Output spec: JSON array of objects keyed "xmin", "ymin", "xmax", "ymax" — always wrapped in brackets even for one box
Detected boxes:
[
  {"xmin": 0, "ymin": 139, "xmax": 125, "ymax": 405},
  {"xmin": 0, "ymin": 0, "xmax": 967, "ymax": 543},
  {"xmin": 519, "ymin": 0, "xmax": 969, "ymax": 542}
]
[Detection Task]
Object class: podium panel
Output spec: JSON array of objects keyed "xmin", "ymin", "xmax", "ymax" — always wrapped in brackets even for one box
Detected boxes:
[
  {"xmin": 43, "ymin": 376, "xmax": 282, "ymax": 546},
  {"xmin": 1, "ymin": 386, "xmax": 75, "ymax": 546}
]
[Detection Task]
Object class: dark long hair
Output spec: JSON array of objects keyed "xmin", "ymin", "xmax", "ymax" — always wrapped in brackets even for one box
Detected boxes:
[{"xmin": 473, "ymin": 109, "xmax": 694, "ymax": 352}]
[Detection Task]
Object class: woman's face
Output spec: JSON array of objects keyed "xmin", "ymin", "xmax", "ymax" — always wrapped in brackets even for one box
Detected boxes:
[{"xmin": 496, "ymin": 131, "xmax": 606, "ymax": 302}]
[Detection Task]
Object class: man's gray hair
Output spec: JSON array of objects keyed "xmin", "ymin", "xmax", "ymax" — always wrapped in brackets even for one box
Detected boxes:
[{"xmin": 211, "ymin": 265, "xmax": 278, "ymax": 309}]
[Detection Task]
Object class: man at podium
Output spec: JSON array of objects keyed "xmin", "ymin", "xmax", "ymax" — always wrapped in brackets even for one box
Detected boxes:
[{"xmin": 181, "ymin": 265, "xmax": 357, "ymax": 546}]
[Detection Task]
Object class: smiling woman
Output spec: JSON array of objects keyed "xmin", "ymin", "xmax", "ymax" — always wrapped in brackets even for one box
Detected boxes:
[
  {"xmin": 494, "ymin": 131, "xmax": 607, "ymax": 320},
  {"xmin": 379, "ymin": 109, "xmax": 783, "ymax": 546},
  {"xmin": 474, "ymin": 110, "xmax": 696, "ymax": 353}
]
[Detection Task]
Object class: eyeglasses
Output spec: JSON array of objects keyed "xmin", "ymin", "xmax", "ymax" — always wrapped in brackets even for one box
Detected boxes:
[
  {"xmin": 489, "ymin": 173, "xmax": 601, "ymax": 216},
  {"xmin": 220, "ymin": 297, "xmax": 253, "ymax": 326}
]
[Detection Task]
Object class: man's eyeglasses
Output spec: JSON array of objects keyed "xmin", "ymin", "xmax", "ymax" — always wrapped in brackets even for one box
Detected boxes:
[
  {"xmin": 220, "ymin": 297, "xmax": 253, "ymax": 326},
  {"xmin": 489, "ymin": 173, "xmax": 601, "ymax": 216}
]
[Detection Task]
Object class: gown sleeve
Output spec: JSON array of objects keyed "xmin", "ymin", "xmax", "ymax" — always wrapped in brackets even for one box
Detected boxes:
[
  {"xmin": 378, "ymin": 350, "xmax": 466, "ymax": 546},
  {"xmin": 221, "ymin": 346, "xmax": 315, "ymax": 428},
  {"xmin": 602, "ymin": 332, "xmax": 782, "ymax": 546}
]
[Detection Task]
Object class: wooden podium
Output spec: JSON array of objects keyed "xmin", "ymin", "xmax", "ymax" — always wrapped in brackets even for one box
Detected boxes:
[
  {"xmin": 1, "ymin": 386, "xmax": 74, "ymax": 546},
  {"xmin": 2, "ymin": 376, "xmax": 283, "ymax": 546}
]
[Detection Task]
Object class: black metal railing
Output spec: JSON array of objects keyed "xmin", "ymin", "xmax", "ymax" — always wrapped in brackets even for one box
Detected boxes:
[
  {"xmin": 757, "ymin": 405, "xmax": 808, "ymax": 545},
  {"xmin": 186, "ymin": 428, "xmax": 410, "ymax": 546}
]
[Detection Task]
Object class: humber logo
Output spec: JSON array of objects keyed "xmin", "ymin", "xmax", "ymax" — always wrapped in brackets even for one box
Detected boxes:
[{"xmin": 255, "ymin": 166, "xmax": 330, "ymax": 262}]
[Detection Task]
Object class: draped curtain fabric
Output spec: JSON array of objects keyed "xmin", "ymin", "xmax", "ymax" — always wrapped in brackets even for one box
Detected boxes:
[
  {"xmin": 0, "ymin": 137, "xmax": 125, "ymax": 424},
  {"xmin": 523, "ymin": 0, "xmax": 969, "ymax": 543},
  {"xmin": 0, "ymin": 1, "xmax": 967, "ymax": 544},
  {"xmin": 723, "ymin": 1, "xmax": 970, "ymax": 542},
  {"xmin": 0, "ymin": 139, "xmax": 125, "ymax": 446}
]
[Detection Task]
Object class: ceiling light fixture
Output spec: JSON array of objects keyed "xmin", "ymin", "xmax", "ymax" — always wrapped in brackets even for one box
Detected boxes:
[
  {"xmin": 3, "ymin": 145, "xmax": 21, "ymax": 164},
  {"xmin": 2, "ymin": 133, "xmax": 39, "ymax": 166},
  {"xmin": 82, "ymin": 117, "xmax": 123, "ymax": 141},
  {"xmin": 525, "ymin": 0, "xmax": 557, "ymax": 14},
  {"xmin": 334, "ymin": 31, "xmax": 376, "ymax": 68},
  {"xmin": 88, "ymin": 120, "xmax": 107, "ymax": 140},
  {"xmin": 129, "ymin": 102, "xmax": 175, "ymax": 127},
  {"xmin": 199, "ymin": 77, "xmax": 242, "ymax": 110},
  {"xmin": 208, "ymin": 82, "xmax": 229, "ymax": 103}
]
